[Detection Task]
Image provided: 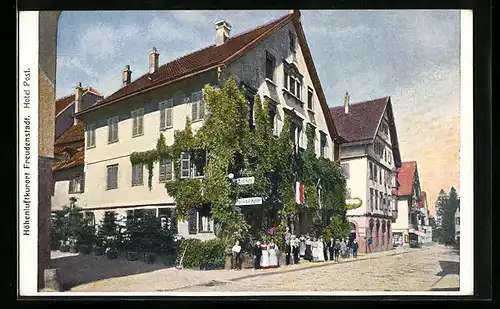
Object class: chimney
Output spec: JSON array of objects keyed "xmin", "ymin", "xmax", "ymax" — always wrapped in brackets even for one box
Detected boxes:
[
  {"xmin": 149, "ymin": 47, "xmax": 159, "ymax": 74},
  {"xmin": 344, "ymin": 91, "xmax": 350, "ymax": 114},
  {"xmin": 74, "ymin": 82, "xmax": 83, "ymax": 125},
  {"xmin": 122, "ymin": 65, "xmax": 132, "ymax": 86},
  {"xmin": 215, "ymin": 20, "xmax": 231, "ymax": 46}
]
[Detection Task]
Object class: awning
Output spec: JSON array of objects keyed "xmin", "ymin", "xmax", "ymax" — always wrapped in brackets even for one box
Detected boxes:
[{"xmin": 410, "ymin": 230, "xmax": 426, "ymax": 237}]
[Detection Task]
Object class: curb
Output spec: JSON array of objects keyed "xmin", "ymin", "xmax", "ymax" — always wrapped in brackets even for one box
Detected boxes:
[{"xmin": 161, "ymin": 249, "xmax": 413, "ymax": 292}]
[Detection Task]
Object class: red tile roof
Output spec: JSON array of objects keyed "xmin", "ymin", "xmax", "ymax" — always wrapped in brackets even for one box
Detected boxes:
[
  {"xmin": 55, "ymin": 94, "xmax": 75, "ymax": 116},
  {"xmin": 84, "ymin": 12, "xmax": 294, "ymax": 110},
  {"xmin": 53, "ymin": 143, "xmax": 84, "ymax": 171},
  {"xmin": 75, "ymin": 10, "xmax": 340, "ymax": 140},
  {"xmin": 54, "ymin": 122, "xmax": 85, "ymax": 146},
  {"xmin": 329, "ymin": 97, "xmax": 389, "ymax": 143},
  {"xmin": 53, "ymin": 123, "xmax": 85, "ymax": 172},
  {"xmin": 397, "ymin": 161, "xmax": 416, "ymax": 196}
]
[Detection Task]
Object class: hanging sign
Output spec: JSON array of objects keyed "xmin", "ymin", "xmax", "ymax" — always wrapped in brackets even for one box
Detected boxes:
[
  {"xmin": 233, "ymin": 177, "xmax": 255, "ymax": 185},
  {"xmin": 235, "ymin": 197, "xmax": 262, "ymax": 206},
  {"xmin": 345, "ymin": 197, "xmax": 363, "ymax": 210}
]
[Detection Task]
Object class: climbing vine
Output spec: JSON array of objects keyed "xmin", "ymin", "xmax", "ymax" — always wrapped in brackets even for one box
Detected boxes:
[{"xmin": 130, "ymin": 75, "xmax": 347, "ymax": 247}]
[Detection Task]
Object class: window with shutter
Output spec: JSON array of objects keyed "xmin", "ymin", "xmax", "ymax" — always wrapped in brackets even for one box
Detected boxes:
[
  {"xmin": 132, "ymin": 108, "xmax": 144, "ymax": 137},
  {"xmin": 86, "ymin": 124, "xmax": 96, "ymax": 148},
  {"xmin": 107, "ymin": 116, "xmax": 119, "ymax": 143},
  {"xmin": 106, "ymin": 164, "xmax": 118, "ymax": 190},
  {"xmin": 159, "ymin": 99, "xmax": 173, "ymax": 130},
  {"xmin": 188, "ymin": 208, "xmax": 197, "ymax": 234},
  {"xmin": 180, "ymin": 152, "xmax": 191, "ymax": 179},
  {"xmin": 159, "ymin": 158, "xmax": 173, "ymax": 182},
  {"xmin": 131, "ymin": 163, "xmax": 144, "ymax": 186},
  {"xmin": 191, "ymin": 98, "xmax": 198, "ymax": 121}
]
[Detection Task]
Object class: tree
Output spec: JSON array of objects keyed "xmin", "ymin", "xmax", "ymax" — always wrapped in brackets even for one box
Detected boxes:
[{"xmin": 435, "ymin": 187, "xmax": 459, "ymax": 244}]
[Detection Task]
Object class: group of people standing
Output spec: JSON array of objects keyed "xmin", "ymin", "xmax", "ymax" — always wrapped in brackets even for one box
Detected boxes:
[
  {"xmin": 248, "ymin": 228, "xmax": 360, "ymax": 270},
  {"xmin": 253, "ymin": 240, "xmax": 280, "ymax": 269}
]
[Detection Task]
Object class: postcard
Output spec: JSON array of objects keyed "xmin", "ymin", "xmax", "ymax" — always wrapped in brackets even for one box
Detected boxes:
[{"xmin": 17, "ymin": 9, "xmax": 473, "ymax": 296}]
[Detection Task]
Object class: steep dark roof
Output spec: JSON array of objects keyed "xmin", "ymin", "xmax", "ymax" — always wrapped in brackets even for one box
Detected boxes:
[
  {"xmin": 329, "ymin": 97, "xmax": 389, "ymax": 143},
  {"xmin": 81, "ymin": 12, "xmax": 294, "ymax": 112},
  {"xmin": 330, "ymin": 96, "xmax": 401, "ymax": 167}
]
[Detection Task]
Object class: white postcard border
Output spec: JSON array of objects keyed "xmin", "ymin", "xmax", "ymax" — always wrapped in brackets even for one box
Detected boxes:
[
  {"xmin": 17, "ymin": 9, "xmax": 474, "ymax": 296},
  {"xmin": 18, "ymin": 11, "xmax": 39, "ymax": 296}
]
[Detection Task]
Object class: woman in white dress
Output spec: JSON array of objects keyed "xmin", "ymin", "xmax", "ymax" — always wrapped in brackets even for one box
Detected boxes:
[
  {"xmin": 311, "ymin": 237, "xmax": 319, "ymax": 262},
  {"xmin": 268, "ymin": 241, "xmax": 278, "ymax": 268},
  {"xmin": 317, "ymin": 237, "xmax": 325, "ymax": 262},
  {"xmin": 260, "ymin": 243, "xmax": 269, "ymax": 268}
]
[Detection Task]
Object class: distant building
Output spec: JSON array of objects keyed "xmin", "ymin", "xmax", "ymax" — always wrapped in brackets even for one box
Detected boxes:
[
  {"xmin": 416, "ymin": 191, "xmax": 433, "ymax": 243},
  {"xmin": 330, "ymin": 95, "xmax": 402, "ymax": 253},
  {"xmin": 51, "ymin": 84, "xmax": 102, "ymax": 213},
  {"xmin": 393, "ymin": 161, "xmax": 427, "ymax": 247}
]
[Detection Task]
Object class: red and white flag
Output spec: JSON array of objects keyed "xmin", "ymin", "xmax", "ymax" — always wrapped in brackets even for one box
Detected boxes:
[{"xmin": 295, "ymin": 182, "xmax": 304, "ymax": 204}]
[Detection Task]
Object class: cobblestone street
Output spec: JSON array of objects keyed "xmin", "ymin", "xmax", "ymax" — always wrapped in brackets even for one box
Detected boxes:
[
  {"xmin": 176, "ymin": 244, "xmax": 459, "ymax": 292},
  {"xmin": 68, "ymin": 244, "xmax": 458, "ymax": 292}
]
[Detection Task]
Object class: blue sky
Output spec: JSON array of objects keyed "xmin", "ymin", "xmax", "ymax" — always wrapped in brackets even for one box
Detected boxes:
[{"xmin": 56, "ymin": 10, "xmax": 461, "ymax": 212}]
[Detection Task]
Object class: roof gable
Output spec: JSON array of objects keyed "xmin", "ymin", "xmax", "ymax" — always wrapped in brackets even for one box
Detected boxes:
[
  {"xmin": 330, "ymin": 96, "xmax": 388, "ymax": 143},
  {"xmin": 291, "ymin": 13, "xmax": 339, "ymax": 139},
  {"xmin": 330, "ymin": 96, "xmax": 401, "ymax": 166}
]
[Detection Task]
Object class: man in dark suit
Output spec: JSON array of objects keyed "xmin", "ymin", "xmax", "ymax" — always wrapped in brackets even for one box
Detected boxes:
[{"xmin": 253, "ymin": 241, "xmax": 262, "ymax": 269}]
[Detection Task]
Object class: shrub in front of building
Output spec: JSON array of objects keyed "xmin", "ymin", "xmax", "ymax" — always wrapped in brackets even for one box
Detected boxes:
[{"xmin": 178, "ymin": 238, "xmax": 226, "ymax": 270}]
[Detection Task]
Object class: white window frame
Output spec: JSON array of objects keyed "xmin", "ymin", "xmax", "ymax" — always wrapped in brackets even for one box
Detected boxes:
[
  {"xmin": 131, "ymin": 108, "xmax": 144, "ymax": 137},
  {"xmin": 69, "ymin": 173, "xmax": 84, "ymax": 194},
  {"xmin": 159, "ymin": 158, "xmax": 173, "ymax": 183},
  {"xmin": 106, "ymin": 164, "xmax": 119, "ymax": 190},
  {"xmin": 180, "ymin": 152, "xmax": 191, "ymax": 179},
  {"xmin": 107, "ymin": 116, "xmax": 119, "ymax": 144},
  {"xmin": 307, "ymin": 87, "xmax": 314, "ymax": 111},
  {"xmin": 198, "ymin": 208, "xmax": 213, "ymax": 233},
  {"xmin": 86, "ymin": 124, "xmax": 96, "ymax": 148},
  {"xmin": 131, "ymin": 163, "xmax": 144, "ymax": 187},
  {"xmin": 191, "ymin": 91, "xmax": 205, "ymax": 122},
  {"xmin": 159, "ymin": 99, "xmax": 173, "ymax": 130}
]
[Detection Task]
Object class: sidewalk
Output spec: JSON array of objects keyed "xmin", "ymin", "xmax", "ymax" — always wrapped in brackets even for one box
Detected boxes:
[{"xmin": 70, "ymin": 247, "xmax": 415, "ymax": 292}]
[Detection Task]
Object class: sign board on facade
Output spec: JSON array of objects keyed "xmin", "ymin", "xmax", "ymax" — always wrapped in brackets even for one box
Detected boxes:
[
  {"xmin": 345, "ymin": 198, "xmax": 363, "ymax": 210},
  {"xmin": 233, "ymin": 177, "xmax": 255, "ymax": 185},
  {"xmin": 235, "ymin": 197, "xmax": 262, "ymax": 206}
]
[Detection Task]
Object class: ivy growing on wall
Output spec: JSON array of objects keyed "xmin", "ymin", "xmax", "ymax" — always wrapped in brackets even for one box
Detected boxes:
[{"xmin": 130, "ymin": 75, "xmax": 347, "ymax": 246}]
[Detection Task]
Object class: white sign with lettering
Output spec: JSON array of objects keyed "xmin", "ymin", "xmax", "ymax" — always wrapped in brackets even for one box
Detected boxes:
[
  {"xmin": 233, "ymin": 177, "xmax": 255, "ymax": 185},
  {"xmin": 235, "ymin": 197, "xmax": 262, "ymax": 206}
]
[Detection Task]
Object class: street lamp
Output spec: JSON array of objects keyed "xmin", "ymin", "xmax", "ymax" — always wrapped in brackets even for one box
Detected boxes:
[{"xmin": 228, "ymin": 173, "xmax": 234, "ymax": 180}]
